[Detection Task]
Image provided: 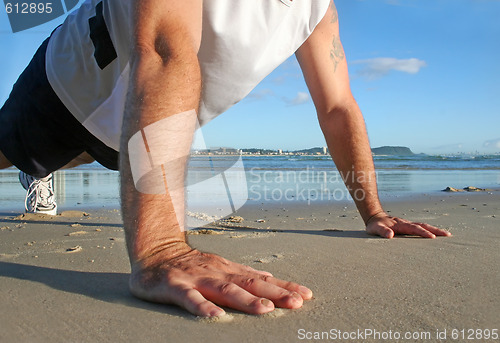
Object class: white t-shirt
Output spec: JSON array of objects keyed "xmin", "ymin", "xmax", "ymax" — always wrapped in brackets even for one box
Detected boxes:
[{"xmin": 46, "ymin": 0, "xmax": 330, "ymax": 150}]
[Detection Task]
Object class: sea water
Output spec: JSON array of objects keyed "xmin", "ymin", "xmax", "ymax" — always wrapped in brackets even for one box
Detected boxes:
[{"xmin": 0, "ymin": 154, "xmax": 499, "ymax": 211}]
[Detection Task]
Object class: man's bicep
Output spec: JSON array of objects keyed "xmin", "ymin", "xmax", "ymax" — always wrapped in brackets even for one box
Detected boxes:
[
  {"xmin": 131, "ymin": 0, "xmax": 203, "ymax": 58},
  {"xmin": 296, "ymin": 0, "xmax": 353, "ymax": 115}
]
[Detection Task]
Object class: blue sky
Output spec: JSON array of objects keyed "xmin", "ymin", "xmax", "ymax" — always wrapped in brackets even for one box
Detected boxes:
[{"xmin": 1, "ymin": 0, "xmax": 499, "ymax": 154}]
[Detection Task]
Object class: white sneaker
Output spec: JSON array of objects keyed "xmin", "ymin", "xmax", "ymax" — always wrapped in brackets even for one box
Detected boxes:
[{"xmin": 19, "ymin": 171, "xmax": 58, "ymax": 215}]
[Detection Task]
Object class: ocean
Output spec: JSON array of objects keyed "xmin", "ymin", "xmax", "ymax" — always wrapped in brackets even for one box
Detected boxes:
[{"xmin": 0, "ymin": 154, "xmax": 499, "ymax": 211}]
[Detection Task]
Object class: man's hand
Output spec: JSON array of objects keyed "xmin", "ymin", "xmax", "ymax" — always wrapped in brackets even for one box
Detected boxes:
[
  {"xmin": 365, "ymin": 213, "xmax": 452, "ymax": 239},
  {"xmin": 129, "ymin": 244, "xmax": 313, "ymax": 317}
]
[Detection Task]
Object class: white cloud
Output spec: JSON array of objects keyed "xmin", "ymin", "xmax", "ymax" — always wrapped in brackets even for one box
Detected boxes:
[
  {"xmin": 351, "ymin": 57, "xmax": 427, "ymax": 80},
  {"xmin": 483, "ymin": 138, "xmax": 500, "ymax": 150},
  {"xmin": 245, "ymin": 89, "xmax": 310, "ymax": 106},
  {"xmin": 246, "ymin": 88, "xmax": 275, "ymax": 101},
  {"xmin": 272, "ymin": 72, "xmax": 301, "ymax": 85},
  {"xmin": 285, "ymin": 92, "xmax": 310, "ymax": 106}
]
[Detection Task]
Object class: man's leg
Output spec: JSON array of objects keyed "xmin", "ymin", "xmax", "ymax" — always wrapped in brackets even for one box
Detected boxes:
[
  {"xmin": 2, "ymin": 149, "xmax": 94, "ymax": 215},
  {"xmin": 60, "ymin": 152, "xmax": 95, "ymax": 169},
  {"xmin": 1, "ymin": 33, "xmax": 117, "ymax": 215},
  {"xmin": 1, "ymin": 149, "xmax": 95, "ymax": 171},
  {"xmin": 18, "ymin": 152, "xmax": 95, "ymax": 216},
  {"xmin": 18, "ymin": 152, "xmax": 101, "ymax": 215},
  {"xmin": 0, "ymin": 150, "xmax": 13, "ymax": 169}
]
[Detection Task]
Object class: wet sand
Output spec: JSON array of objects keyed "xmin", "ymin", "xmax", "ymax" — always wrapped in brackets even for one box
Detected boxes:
[{"xmin": 0, "ymin": 191, "xmax": 499, "ymax": 342}]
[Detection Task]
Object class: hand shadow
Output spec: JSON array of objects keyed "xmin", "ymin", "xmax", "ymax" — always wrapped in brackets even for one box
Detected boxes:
[{"xmin": 0, "ymin": 261, "xmax": 193, "ymax": 319}]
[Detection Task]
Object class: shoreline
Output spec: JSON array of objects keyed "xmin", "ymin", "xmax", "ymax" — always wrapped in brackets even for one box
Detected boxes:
[
  {"xmin": 1, "ymin": 165, "xmax": 499, "ymax": 212},
  {"xmin": 1, "ymin": 186, "xmax": 499, "ymax": 215}
]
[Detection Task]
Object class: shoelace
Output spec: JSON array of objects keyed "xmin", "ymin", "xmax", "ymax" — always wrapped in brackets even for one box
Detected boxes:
[{"xmin": 24, "ymin": 179, "xmax": 55, "ymax": 212}]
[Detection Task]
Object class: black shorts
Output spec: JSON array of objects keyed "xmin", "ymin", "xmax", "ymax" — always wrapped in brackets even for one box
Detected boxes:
[{"xmin": 0, "ymin": 36, "xmax": 119, "ymax": 178}]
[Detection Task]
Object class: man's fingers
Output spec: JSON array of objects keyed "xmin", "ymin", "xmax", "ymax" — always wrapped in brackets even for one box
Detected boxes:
[
  {"xmin": 259, "ymin": 276, "xmax": 313, "ymax": 300},
  {"xmin": 221, "ymin": 256, "xmax": 274, "ymax": 277},
  {"xmin": 371, "ymin": 220, "xmax": 450, "ymax": 239},
  {"xmin": 241, "ymin": 265, "xmax": 274, "ymax": 277},
  {"xmin": 415, "ymin": 222, "xmax": 452, "ymax": 237},
  {"xmin": 228, "ymin": 275, "xmax": 304, "ymax": 309},
  {"xmin": 367, "ymin": 224, "xmax": 394, "ymax": 239},
  {"xmin": 176, "ymin": 287, "xmax": 226, "ymax": 317},
  {"xmin": 197, "ymin": 278, "xmax": 275, "ymax": 315},
  {"xmin": 366, "ymin": 215, "xmax": 452, "ymax": 240},
  {"xmin": 379, "ymin": 226, "xmax": 394, "ymax": 239},
  {"xmin": 395, "ymin": 221, "xmax": 436, "ymax": 238}
]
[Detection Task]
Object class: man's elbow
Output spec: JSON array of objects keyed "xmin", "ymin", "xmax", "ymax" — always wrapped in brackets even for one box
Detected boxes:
[
  {"xmin": 318, "ymin": 95, "xmax": 360, "ymax": 124},
  {"xmin": 134, "ymin": 44, "xmax": 198, "ymax": 72},
  {"xmin": 151, "ymin": 33, "xmax": 200, "ymax": 67}
]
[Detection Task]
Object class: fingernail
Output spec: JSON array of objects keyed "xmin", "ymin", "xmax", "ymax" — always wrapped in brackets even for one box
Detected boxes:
[
  {"xmin": 209, "ymin": 308, "xmax": 225, "ymax": 317},
  {"xmin": 260, "ymin": 298, "xmax": 273, "ymax": 308},
  {"xmin": 292, "ymin": 292, "xmax": 302, "ymax": 301},
  {"xmin": 299, "ymin": 286, "xmax": 312, "ymax": 297}
]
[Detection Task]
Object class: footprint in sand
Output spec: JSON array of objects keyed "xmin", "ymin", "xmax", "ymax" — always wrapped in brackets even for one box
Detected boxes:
[
  {"xmin": 187, "ymin": 229, "xmax": 225, "ymax": 235},
  {"xmin": 12, "ymin": 211, "xmax": 90, "ymax": 221},
  {"xmin": 65, "ymin": 245, "xmax": 83, "ymax": 253},
  {"xmin": 254, "ymin": 253, "xmax": 284, "ymax": 264},
  {"xmin": 59, "ymin": 211, "xmax": 90, "ymax": 218},
  {"xmin": 65, "ymin": 231, "xmax": 88, "ymax": 236},
  {"xmin": 0, "ymin": 253, "xmax": 19, "ymax": 259},
  {"xmin": 198, "ymin": 313, "xmax": 235, "ymax": 323}
]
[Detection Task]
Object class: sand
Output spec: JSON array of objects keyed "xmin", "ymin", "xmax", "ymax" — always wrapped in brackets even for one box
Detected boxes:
[{"xmin": 0, "ymin": 192, "xmax": 499, "ymax": 342}]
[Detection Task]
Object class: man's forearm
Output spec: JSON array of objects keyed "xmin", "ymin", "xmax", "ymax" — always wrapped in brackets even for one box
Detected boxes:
[
  {"xmin": 319, "ymin": 98, "xmax": 384, "ymax": 224},
  {"xmin": 120, "ymin": 45, "xmax": 201, "ymax": 269}
]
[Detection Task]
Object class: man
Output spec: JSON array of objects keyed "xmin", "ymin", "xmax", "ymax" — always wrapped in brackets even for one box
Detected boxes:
[{"xmin": 0, "ymin": 0, "xmax": 451, "ymax": 317}]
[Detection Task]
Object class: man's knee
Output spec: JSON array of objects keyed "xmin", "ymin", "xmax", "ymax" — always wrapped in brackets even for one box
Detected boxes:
[
  {"xmin": 0, "ymin": 150, "xmax": 13, "ymax": 169},
  {"xmin": 61, "ymin": 152, "xmax": 95, "ymax": 169}
]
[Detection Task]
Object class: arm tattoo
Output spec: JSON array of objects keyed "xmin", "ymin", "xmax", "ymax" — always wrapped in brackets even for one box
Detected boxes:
[
  {"xmin": 329, "ymin": 1, "xmax": 344, "ymax": 72},
  {"xmin": 330, "ymin": 1, "xmax": 338, "ymax": 23},
  {"xmin": 330, "ymin": 36, "xmax": 345, "ymax": 72}
]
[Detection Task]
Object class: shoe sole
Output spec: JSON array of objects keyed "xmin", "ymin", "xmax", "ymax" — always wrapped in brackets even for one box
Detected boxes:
[{"xmin": 28, "ymin": 207, "xmax": 57, "ymax": 216}]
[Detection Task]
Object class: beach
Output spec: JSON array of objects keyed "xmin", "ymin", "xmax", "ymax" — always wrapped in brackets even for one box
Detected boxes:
[{"xmin": 0, "ymin": 189, "xmax": 499, "ymax": 342}]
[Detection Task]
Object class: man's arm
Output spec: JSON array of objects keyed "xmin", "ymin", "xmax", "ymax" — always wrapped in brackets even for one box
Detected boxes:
[
  {"xmin": 120, "ymin": 0, "xmax": 312, "ymax": 317},
  {"xmin": 121, "ymin": 0, "xmax": 203, "ymax": 267},
  {"xmin": 296, "ymin": 1, "xmax": 450, "ymax": 239}
]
